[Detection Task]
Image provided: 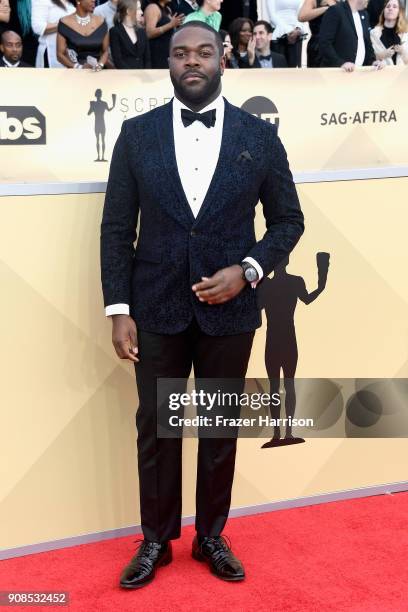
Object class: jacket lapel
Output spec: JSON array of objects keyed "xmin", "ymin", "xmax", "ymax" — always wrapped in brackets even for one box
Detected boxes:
[
  {"xmin": 119, "ymin": 23, "xmax": 138, "ymax": 56},
  {"xmin": 344, "ymin": 1, "xmax": 357, "ymax": 37},
  {"xmin": 154, "ymin": 97, "xmax": 246, "ymax": 229},
  {"xmin": 193, "ymin": 98, "xmax": 246, "ymax": 227},
  {"xmin": 155, "ymin": 100, "xmax": 196, "ymax": 228}
]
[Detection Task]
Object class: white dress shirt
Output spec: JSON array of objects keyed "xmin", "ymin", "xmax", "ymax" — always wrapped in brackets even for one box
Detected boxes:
[
  {"xmin": 105, "ymin": 94, "xmax": 263, "ymax": 317},
  {"xmin": 1, "ymin": 57, "xmax": 20, "ymax": 66},
  {"xmin": 173, "ymin": 93, "xmax": 224, "ymax": 218},
  {"xmin": 257, "ymin": 52, "xmax": 274, "ymax": 68},
  {"xmin": 352, "ymin": 11, "xmax": 366, "ymax": 67}
]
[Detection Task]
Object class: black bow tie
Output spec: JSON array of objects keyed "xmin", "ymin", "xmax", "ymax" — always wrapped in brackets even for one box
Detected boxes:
[
  {"xmin": 181, "ymin": 108, "xmax": 216, "ymax": 128},
  {"xmin": 259, "ymin": 54, "xmax": 272, "ymax": 61}
]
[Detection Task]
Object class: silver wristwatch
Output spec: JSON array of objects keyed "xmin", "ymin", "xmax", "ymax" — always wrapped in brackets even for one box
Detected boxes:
[{"xmin": 240, "ymin": 261, "xmax": 259, "ymax": 283}]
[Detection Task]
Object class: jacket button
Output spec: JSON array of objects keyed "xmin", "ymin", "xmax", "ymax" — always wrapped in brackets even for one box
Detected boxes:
[{"xmin": 190, "ymin": 230, "xmax": 196, "ymax": 237}]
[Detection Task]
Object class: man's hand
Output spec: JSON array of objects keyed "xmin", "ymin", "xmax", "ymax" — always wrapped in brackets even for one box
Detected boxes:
[
  {"xmin": 192, "ymin": 265, "xmax": 247, "ymax": 305},
  {"xmin": 341, "ymin": 62, "xmax": 355, "ymax": 72},
  {"xmin": 111, "ymin": 314, "xmax": 139, "ymax": 362}
]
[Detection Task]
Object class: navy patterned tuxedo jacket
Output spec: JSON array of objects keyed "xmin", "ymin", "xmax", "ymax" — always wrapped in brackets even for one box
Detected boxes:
[{"xmin": 100, "ymin": 97, "xmax": 304, "ymax": 336}]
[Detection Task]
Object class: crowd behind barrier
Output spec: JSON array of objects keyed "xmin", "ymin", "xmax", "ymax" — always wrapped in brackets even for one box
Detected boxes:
[{"xmin": 0, "ymin": 0, "xmax": 407, "ymax": 71}]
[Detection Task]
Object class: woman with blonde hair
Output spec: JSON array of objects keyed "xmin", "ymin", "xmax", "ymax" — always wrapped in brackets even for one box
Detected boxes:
[{"xmin": 370, "ymin": 0, "xmax": 408, "ymax": 65}]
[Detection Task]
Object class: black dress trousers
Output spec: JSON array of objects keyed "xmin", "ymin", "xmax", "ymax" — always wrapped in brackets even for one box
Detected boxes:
[{"xmin": 134, "ymin": 317, "xmax": 255, "ymax": 543}]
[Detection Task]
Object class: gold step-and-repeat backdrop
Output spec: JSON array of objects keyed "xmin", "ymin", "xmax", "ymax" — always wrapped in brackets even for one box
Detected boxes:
[
  {"xmin": 0, "ymin": 66, "xmax": 407, "ymax": 181},
  {"xmin": 1, "ymin": 69, "xmax": 407, "ymax": 553}
]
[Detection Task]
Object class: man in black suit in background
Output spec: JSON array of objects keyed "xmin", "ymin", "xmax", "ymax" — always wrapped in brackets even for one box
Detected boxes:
[
  {"xmin": 100, "ymin": 21, "xmax": 304, "ymax": 590},
  {"xmin": 0, "ymin": 31, "xmax": 31, "ymax": 66},
  {"xmin": 254, "ymin": 20, "xmax": 288, "ymax": 68},
  {"xmin": 319, "ymin": 0, "xmax": 383, "ymax": 70}
]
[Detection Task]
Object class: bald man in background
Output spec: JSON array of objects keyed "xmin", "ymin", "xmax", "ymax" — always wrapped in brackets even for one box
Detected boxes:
[{"xmin": 0, "ymin": 31, "xmax": 31, "ymax": 66}]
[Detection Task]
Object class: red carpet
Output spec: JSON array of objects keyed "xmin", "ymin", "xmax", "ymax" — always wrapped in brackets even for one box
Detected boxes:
[{"xmin": 1, "ymin": 492, "xmax": 408, "ymax": 611}]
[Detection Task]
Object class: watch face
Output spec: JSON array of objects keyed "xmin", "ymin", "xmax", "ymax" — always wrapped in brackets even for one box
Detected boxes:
[{"xmin": 244, "ymin": 267, "xmax": 258, "ymax": 282}]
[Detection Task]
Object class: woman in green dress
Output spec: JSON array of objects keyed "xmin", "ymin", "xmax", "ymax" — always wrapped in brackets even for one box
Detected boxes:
[{"xmin": 183, "ymin": 0, "xmax": 222, "ymax": 31}]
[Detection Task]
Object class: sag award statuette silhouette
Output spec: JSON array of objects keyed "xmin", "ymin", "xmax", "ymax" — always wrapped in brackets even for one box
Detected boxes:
[
  {"xmin": 87, "ymin": 89, "xmax": 117, "ymax": 162},
  {"xmin": 258, "ymin": 252, "xmax": 330, "ymax": 448}
]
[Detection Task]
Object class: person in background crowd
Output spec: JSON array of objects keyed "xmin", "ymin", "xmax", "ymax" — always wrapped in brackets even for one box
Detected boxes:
[
  {"xmin": 183, "ymin": 0, "xmax": 222, "ymax": 31},
  {"xmin": 31, "ymin": 0, "xmax": 75, "ymax": 67},
  {"xmin": 136, "ymin": 0, "xmax": 145, "ymax": 23},
  {"xmin": 57, "ymin": 0, "xmax": 109, "ymax": 68},
  {"xmin": 262, "ymin": 0, "xmax": 306, "ymax": 67},
  {"xmin": 367, "ymin": 0, "xmax": 384, "ymax": 28},
  {"xmin": 228, "ymin": 17, "xmax": 260, "ymax": 67},
  {"xmin": 319, "ymin": 0, "xmax": 384, "ymax": 70},
  {"xmin": 253, "ymin": 20, "xmax": 288, "ymax": 67},
  {"xmin": 96, "ymin": 0, "xmax": 144, "ymax": 28},
  {"xmin": 220, "ymin": 0, "xmax": 257, "ymax": 31},
  {"xmin": 0, "ymin": 29, "xmax": 31, "ymax": 64},
  {"xmin": 170, "ymin": 0, "xmax": 197, "ymax": 17},
  {"xmin": 144, "ymin": 0, "xmax": 183, "ymax": 67},
  {"xmin": 370, "ymin": 0, "xmax": 408, "ymax": 65},
  {"xmin": 110, "ymin": 0, "xmax": 151, "ymax": 67},
  {"xmin": 94, "ymin": 0, "xmax": 118, "ymax": 29},
  {"xmin": 0, "ymin": 0, "xmax": 38, "ymax": 65},
  {"xmin": 219, "ymin": 26, "xmax": 232, "ymax": 65},
  {"xmin": 298, "ymin": 0, "xmax": 337, "ymax": 67},
  {"xmin": 0, "ymin": 0, "xmax": 10, "ymax": 27}
]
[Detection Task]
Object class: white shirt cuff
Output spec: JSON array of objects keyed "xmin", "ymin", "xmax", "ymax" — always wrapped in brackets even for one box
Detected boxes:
[
  {"xmin": 242, "ymin": 257, "xmax": 263, "ymax": 289},
  {"xmin": 105, "ymin": 303, "xmax": 129, "ymax": 317}
]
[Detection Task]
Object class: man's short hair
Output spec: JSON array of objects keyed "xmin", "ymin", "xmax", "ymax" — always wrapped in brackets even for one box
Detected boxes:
[
  {"xmin": 254, "ymin": 20, "xmax": 273, "ymax": 35},
  {"xmin": 170, "ymin": 21, "xmax": 224, "ymax": 58},
  {"xmin": 0, "ymin": 30, "xmax": 22, "ymax": 45}
]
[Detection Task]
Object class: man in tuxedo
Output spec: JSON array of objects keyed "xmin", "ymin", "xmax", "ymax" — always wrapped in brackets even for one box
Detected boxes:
[
  {"xmin": 254, "ymin": 20, "xmax": 288, "ymax": 68},
  {"xmin": 319, "ymin": 0, "xmax": 383, "ymax": 70},
  {"xmin": 0, "ymin": 31, "xmax": 31, "ymax": 67},
  {"xmin": 100, "ymin": 20, "xmax": 304, "ymax": 589}
]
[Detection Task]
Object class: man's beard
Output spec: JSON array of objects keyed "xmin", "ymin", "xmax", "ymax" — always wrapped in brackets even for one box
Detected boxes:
[{"xmin": 170, "ymin": 69, "xmax": 221, "ymax": 106}]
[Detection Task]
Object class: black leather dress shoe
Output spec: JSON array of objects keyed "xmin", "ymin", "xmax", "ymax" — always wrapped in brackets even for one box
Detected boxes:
[
  {"xmin": 120, "ymin": 540, "xmax": 172, "ymax": 589},
  {"xmin": 192, "ymin": 535, "xmax": 245, "ymax": 581}
]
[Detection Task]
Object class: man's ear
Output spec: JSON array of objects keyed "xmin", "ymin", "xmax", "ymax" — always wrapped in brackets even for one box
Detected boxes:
[
  {"xmin": 268, "ymin": 33, "xmax": 273, "ymax": 42},
  {"xmin": 220, "ymin": 54, "xmax": 226, "ymax": 75}
]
